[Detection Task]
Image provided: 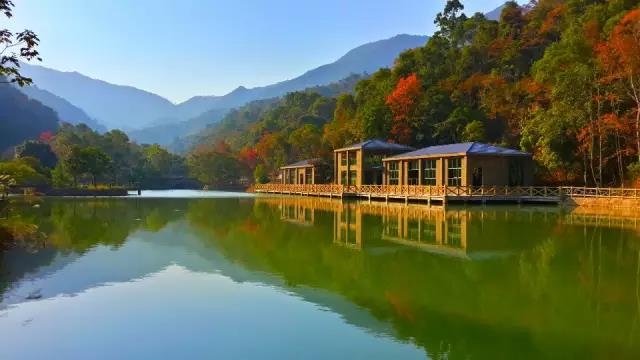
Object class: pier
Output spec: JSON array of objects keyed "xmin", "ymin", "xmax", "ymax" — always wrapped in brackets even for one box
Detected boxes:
[{"xmin": 254, "ymin": 184, "xmax": 640, "ymax": 206}]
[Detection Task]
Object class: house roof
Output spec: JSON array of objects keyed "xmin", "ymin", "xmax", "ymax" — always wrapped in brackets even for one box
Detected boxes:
[
  {"xmin": 384, "ymin": 142, "xmax": 530, "ymax": 160},
  {"xmin": 280, "ymin": 158, "xmax": 325, "ymax": 169},
  {"xmin": 334, "ymin": 139, "xmax": 415, "ymax": 153}
]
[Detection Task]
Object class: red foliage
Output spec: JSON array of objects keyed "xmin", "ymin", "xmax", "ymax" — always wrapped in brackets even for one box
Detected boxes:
[
  {"xmin": 38, "ymin": 131, "xmax": 53, "ymax": 143},
  {"xmin": 237, "ymin": 147, "xmax": 258, "ymax": 169},
  {"xmin": 386, "ymin": 73, "xmax": 422, "ymax": 144}
]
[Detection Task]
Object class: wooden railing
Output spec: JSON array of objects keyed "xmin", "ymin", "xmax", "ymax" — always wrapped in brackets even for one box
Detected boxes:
[
  {"xmin": 254, "ymin": 184, "xmax": 640, "ymax": 200},
  {"xmin": 560, "ymin": 186, "xmax": 640, "ymax": 199},
  {"xmin": 255, "ymin": 184, "xmax": 640, "ymax": 199},
  {"xmin": 255, "ymin": 184, "xmax": 563, "ymax": 197}
]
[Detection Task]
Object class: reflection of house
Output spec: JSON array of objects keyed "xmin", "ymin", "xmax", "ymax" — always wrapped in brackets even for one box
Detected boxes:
[
  {"xmin": 280, "ymin": 203, "xmax": 315, "ymax": 225},
  {"xmin": 381, "ymin": 209, "xmax": 469, "ymax": 258},
  {"xmin": 382, "ymin": 142, "xmax": 533, "ymax": 186},
  {"xmin": 333, "ymin": 139, "xmax": 414, "ymax": 186},
  {"xmin": 333, "ymin": 205, "xmax": 362, "ymax": 249},
  {"xmin": 280, "ymin": 159, "xmax": 330, "ymax": 184}
]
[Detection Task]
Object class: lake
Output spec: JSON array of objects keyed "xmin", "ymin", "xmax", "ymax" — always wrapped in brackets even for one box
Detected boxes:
[{"xmin": 1, "ymin": 191, "xmax": 639, "ymax": 359}]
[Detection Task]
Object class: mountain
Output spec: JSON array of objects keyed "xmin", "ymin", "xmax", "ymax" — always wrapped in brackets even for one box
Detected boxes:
[
  {"xmin": 127, "ymin": 107, "xmax": 229, "ymax": 147},
  {"xmin": 0, "ymin": 84, "xmax": 59, "ymax": 152},
  {"xmin": 174, "ymin": 34, "xmax": 429, "ymax": 115},
  {"xmin": 18, "ymin": 85, "xmax": 106, "ymax": 132},
  {"xmin": 19, "ymin": 34, "xmax": 428, "ymax": 142},
  {"xmin": 485, "ymin": 4, "xmax": 506, "ymax": 21},
  {"xmin": 17, "ymin": 63, "xmax": 177, "ymax": 131}
]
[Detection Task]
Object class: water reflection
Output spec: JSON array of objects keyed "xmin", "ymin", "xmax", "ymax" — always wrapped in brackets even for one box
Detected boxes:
[{"xmin": 1, "ymin": 195, "xmax": 639, "ymax": 359}]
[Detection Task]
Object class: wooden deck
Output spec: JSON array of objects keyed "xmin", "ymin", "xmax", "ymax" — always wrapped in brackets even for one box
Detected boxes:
[
  {"xmin": 254, "ymin": 184, "xmax": 566, "ymax": 204},
  {"xmin": 254, "ymin": 184, "xmax": 640, "ymax": 205}
]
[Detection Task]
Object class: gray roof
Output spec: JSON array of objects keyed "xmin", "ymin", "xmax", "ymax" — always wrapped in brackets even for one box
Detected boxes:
[
  {"xmin": 281, "ymin": 158, "xmax": 325, "ymax": 169},
  {"xmin": 385, "ymin": 142, "xmax": 530, "ymax": 160},
  {"xmin": 334, "ymin": 139, "xmax": 415, "ymax": 152}
]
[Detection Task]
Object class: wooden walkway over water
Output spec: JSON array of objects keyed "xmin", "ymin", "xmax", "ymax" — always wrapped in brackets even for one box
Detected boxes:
[{"xmin": 254, "ymin": 184, "xmax": 640, "ymax": 205}]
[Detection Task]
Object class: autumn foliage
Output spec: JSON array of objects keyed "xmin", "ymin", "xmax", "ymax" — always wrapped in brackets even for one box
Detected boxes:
[{"xmin": 386, "ymin": 73, "xmax": 422, "ymax": 144}]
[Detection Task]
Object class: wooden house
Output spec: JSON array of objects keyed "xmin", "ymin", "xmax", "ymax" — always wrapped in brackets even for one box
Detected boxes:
[
  {"xmin": 333, "ymin": 139, "xmax": 414, "ymax": 186},
  {"xmin": 381, "ymin": 142, "xmax": 533, "ymax": 187},
  {"xmin": 280, "ymin": 159, "xmax": 330, "ymax": 185}
]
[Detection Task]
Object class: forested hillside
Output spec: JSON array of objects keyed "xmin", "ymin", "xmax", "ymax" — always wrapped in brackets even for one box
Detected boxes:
[
  {"xmin": 0, "ymin": 84, "xmax": 59, "ymax": 152},
  {"xmin": 190, "ymin": 0, "xmax": 640, "ymax": 187}
]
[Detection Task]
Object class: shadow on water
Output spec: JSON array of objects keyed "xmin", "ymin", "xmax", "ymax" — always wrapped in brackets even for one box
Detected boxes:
[{"xmin": 1, "ymin": 194, "xmax": 640, "ymax": 359}]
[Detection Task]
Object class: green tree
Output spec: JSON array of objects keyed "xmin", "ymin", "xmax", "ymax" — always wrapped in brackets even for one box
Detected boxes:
[{"xmin": 15, "ymin": 140, "xmax": 58, "ymax": 169}]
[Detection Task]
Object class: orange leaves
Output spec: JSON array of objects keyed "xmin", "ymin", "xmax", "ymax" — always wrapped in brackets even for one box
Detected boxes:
[
  {"xmin": 386, "ymin": 73, "xmax": 422, "ymax": 121},
  {"xmin": 237, "ymin": 146, "xmax": 258, "ymax": 169},
  {"xmin": 539, "ymin": 3, "xmax": 567, "ymax": 36},
  {"xmin": 597, "ymin": 9, "xmax": 640, "ymax": 85},
  {"xmin": 386, "ymin": 73, "xmax": 423, "ymax": 144}
]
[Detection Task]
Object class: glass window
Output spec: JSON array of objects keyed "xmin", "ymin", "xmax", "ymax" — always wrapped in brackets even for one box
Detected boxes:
[
  {"xmin": 349, "ymin": 171, "xmax": 357, "ymax": 185},
  {"xmin": 305, "ymin": 168, "xmax": 313, "ymax": 184},
  {"xmin": 340, "ymin": 152, "xmax": 347, "ymax": 166},
  {"xmin": 407, "ymin": 160, "xmax": 420, "ymax": 185},
  {"xmin": 447, "ymin": 158, "xmax": 462, "ymax": 186},
  {"xmin": 423, "ymin": 159, "xmax": 437, "ymax": 185},
  {"xmin": 349, "ymin": 151, "xmax": 357, "ymax": 165},
  {"xmin": 388, "ymin": 162, "xmax": 399, "ymax": 185},
  {"xmin": 341, "ymin": 171, "xmax": 347, "ymax": 185}
]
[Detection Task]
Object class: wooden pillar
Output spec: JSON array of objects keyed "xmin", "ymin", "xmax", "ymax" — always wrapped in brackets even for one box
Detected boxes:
[{"xmin": 418, "ymin": 159, "xmax": 422, "ymax": 186}]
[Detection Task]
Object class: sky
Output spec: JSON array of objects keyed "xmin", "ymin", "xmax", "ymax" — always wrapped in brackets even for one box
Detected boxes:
[{"xmin": 9, "ymin": 0, "xmax": 507, "ymax": 103}]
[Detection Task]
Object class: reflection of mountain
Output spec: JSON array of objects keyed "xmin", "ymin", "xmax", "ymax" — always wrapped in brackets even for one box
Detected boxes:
[{"xmin": 2, "ymin": 196, "xmax": 640, "ymax": 358}]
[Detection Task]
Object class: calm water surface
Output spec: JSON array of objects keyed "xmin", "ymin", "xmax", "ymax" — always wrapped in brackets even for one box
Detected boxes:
[{"xmin": 1, "ymin": 191, "xmax": 639, "ymax": 359}]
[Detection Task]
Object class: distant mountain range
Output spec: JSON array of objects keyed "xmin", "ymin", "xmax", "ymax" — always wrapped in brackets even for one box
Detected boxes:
[
  {"xmin": 17, "ymin": 34, "xmax": 428, "ymax": 141},
  {"xmin": 173, "ymin": 34, "xmax": 430, "ymax": 118}
]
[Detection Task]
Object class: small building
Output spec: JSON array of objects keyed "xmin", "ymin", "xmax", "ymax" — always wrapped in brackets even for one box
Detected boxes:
[
  {"xmin": 381, "ymin": 142, "xmax": 533, "ymax": 187},
  {"xmin": 280, "ymin": 159, "xmax": 330, "ymax": 185},
  {"xmin": 333, "ymin": 139, "xmax": 415, "ymax": 186}
]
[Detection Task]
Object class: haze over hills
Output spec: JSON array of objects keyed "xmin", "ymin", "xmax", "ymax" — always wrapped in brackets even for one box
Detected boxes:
[
  {"xmin": 18, "ymin": 85, "xmax": 106, "ymax": 132},
  {"xmin": 18, "ymin": 63, "xmax": 178, "ymax": 131},
  {"xmin": 17, "ymin": 34, "xmax": 429, "ymax": 136}
]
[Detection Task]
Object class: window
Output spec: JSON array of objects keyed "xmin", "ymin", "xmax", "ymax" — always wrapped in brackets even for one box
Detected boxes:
[
  {"xmin": 423, "ymin": 159, "xmax": 437, "ymax": 185},
  {"xmin": 340, "ymin": 152, "xmax": 347, "ymax": 166},
  {"xmin": 305, "ymin": 168, "xmax": 313, "ymax": 184},
  {"xmin": 408, "ymin": 160, "xmax": 419, "ymax": 185},
  {"xmin": 349, "ymin": 171, "xmax": 357, "ymax": 185},
  {"xmin": 388, "ymin": 162, "xmax": 399, "ymax": 185},
  {"xmin": 288, "ymin": 170, "xmax": 295, "ymax": 184},
  {"xmin": 447, "ymin": 158, "xmax": 462, "ymax": 186},
  {"xmin": 349, "ymin": 151, "xmax": 357, "ymax": 165},
  {"xmin": 341, "ymin": 171, "xmax": 347, "ymax": 185}
]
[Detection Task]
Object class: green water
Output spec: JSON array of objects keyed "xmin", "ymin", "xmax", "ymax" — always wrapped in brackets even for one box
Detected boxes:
[{"xmin": 1, "ymin": 192, "xmax": 639, "ymax": 359}]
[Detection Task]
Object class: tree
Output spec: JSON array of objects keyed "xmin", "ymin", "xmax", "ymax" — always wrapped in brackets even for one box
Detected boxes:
[
  {"xmin": 0, "ymin": 158, "xmax": 48, "ymax": 186},
  {"xmin": 462, "ymin": 120, "xmax": 486, "ymax": 142},
  {"xmin": 15, "ymin": 140, "xmax": 58, "ymax": 169},
  {"xmin": 255, "ymin": 132, "xmax": 288, "ymax": 175},
  {"xmin": 0, "ymin": 0, "xmax": 41, "ymax": 86},
  {"xmin": 386, "ymin": 73, "xmax": 423, "ymax": 144},
  {"xmin": 187, "ymin": 145, "xmax": 243, "ymax": 187},
  {"xmin": 597, "ymin": 9, "xmax": 640, "ymax": 163},
  {"xmin": 65, "ymin": 146, "xmax": 112, "ymax": 187},
  {"xmin": 288, "ymin": 124, "xmax": 323, "ymax": 160}
]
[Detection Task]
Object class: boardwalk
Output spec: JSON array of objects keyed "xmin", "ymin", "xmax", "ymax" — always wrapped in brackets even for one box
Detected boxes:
[{"xmin": 254, "ymin": 184, "xmax": 640, "ymax": 206}]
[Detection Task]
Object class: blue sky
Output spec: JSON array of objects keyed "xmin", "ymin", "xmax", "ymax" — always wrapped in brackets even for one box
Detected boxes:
[{"xmin": 10, "ymin": 0, "xmax": 506, "ymax": 103}]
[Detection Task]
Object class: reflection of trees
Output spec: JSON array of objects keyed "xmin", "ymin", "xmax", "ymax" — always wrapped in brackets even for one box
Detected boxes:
[
  {"xmin": 189, "ymin": 197, "xmax": 640, "ymax": 359},
  {"xmin": 0, "ymin": 198, "xmax": 188, "ymax": 299}
]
